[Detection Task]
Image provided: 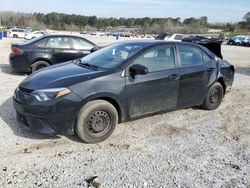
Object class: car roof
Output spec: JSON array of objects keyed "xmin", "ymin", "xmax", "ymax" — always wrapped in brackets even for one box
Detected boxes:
[
  {"xmin": 113, "ymin": 40, "xmax": 200, "ymax": 47},
  {"xmin": 33, "ymin": 34, "xmax": 98, "ymax": 46},
  {"xmin": 44, "ymin": 34, "xmax": 89, "ymax": 38},
  {"xmin": 115, "ymin": 40, "xmax": 217, "ymax": 58}
]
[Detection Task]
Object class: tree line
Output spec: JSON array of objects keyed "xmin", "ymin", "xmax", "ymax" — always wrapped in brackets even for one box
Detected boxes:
[{"xmin": 0, "ymin": 11, "xmax": 249, "ymax": 34}]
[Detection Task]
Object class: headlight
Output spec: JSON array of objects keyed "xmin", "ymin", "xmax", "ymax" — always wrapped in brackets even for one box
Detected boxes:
[{"xmin": 31, "ymin": 88, "xmax": 71, "ymax": 102}]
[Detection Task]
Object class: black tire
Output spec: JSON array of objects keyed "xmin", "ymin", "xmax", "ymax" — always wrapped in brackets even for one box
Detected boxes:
[
  {"xmin": 13, "ymin": 34, "xmax": 18, "ymax": 38},
  {"xmin": 31, "ymin": 61, "xmax": 50, "ymax": 73},
  {"xmin": 76, "ymin": 100, "xmax": 118, "ymax": 143},
  {"xmin": 201, "ymin": 82, "xmax": 224, "ymax": 110}
]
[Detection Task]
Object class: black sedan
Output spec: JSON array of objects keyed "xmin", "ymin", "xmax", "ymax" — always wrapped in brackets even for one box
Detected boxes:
[
  {"xmin": 13, "ymin": 41, "xmax": 234, "ymax": 143},
  {"xmin": 9, "ymin": 34, "xmax": 99, "ymax": 73}
]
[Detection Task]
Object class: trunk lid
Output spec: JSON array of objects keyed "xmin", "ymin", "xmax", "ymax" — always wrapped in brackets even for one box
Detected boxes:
[{"xmin": 182, "ymin": 36, "xmax": 223, "ymax": 59}]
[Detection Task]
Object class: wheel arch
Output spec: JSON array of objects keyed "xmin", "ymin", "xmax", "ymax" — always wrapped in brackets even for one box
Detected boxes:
[
  {"xmin": 94, "ymin": 97, "xmax": 124, "ymax": 123},
  {"xmin": 80, "ymin": 93, "xmax": 126, "ymax": 124},
  {"xmin": 32, "ymin": 58, "xmax": 52, "ymax": 65},
  {"xmin": 217, "ymin": 77, "xmax": 226, "ymax": 94}
]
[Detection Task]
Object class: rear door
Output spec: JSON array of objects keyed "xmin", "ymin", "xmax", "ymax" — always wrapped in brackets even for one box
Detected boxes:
[
  {"xmin": 125, "ymin": 44, "xmax": 180, "ymax": 118},
  {"xmin": 176, "ymin": 44, "xmax": 217, "ymax": 108},
  {"xmin": 69, "ymin": 37, "xmax": 95, "ymax": 59},
  {"xmin": 45, "ymin": 37, "xmax": 79, "ymax": 64}
]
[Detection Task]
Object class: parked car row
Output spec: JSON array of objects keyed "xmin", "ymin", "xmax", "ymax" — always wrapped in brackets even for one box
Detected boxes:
[
  {"xmin": 8, "ymin": 28, "xmax": 48, "ymax": 40},
  {"xmin": 227, "ymin": 35, "xmax": 250, "ymax": 46},
  {"xmin": 10, "ymin": 34, "xmax": 235, "ymax": 143}
]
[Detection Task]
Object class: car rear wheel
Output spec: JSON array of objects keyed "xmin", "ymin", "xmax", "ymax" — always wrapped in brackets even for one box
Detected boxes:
[
  {"xmin": 31, "ymin": 61, "xmax": 50, "ymax": 73},
  {"xmin": 76, "ymin": 100, "xmax": 118, "ymax": 143},
  {"xmin": 13, "ymin": 34, "xmax": 18, "ymax": 38},
  {"xmin": 201, "ymin": 82, "xmax": 224, "ymax": 110}
]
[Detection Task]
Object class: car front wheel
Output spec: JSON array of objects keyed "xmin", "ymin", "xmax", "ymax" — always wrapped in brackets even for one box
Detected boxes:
[
  {"xmin": 201, "ymin": 82, "xmax": 224, "ymax": 110},
  {"xmin": 76, "ymin": 100, "xmax": 118, "ymax": 143}
]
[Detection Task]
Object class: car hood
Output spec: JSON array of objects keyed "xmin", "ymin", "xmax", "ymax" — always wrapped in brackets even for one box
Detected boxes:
[{"xmin": 19, "ymin": 62, "xmax": 106, "ymax": 91}]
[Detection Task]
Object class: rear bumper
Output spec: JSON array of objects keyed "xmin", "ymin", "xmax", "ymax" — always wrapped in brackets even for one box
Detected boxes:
[
  {"xmin": 9, "ymin": 54, "xmax": 31, "ymax": 73},
  {"xmin": 13, "ymin": 90, "xmax": 83, "ymax": 135}
]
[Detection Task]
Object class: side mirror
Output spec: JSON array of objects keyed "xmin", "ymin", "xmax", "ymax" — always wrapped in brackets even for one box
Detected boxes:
[
  {"xmin": 90, "ymin": 46, "xmax": 99, "ymax": 53},
  {"xmin": 129, "ymin": 64, "xmax": 148, "ymax": 76}
]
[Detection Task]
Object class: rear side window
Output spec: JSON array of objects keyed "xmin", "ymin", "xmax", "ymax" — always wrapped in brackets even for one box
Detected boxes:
[
  {"xmin": 35, "ymin": 38, "xmax": 48, "ymax": 48},
  {"xmin": 202, "ymin": 52, "xmax": 212, "ymax": 64},
  {"xmin": 71, "ymin": 37, "xmax": 94, "ymax": 50},
  {"xmin": 12, "ymin": 29, "xmax": 17, "ymax": 32},
  {"xmin": 178, "ymin": 45, "xmax": 203, "ymax": 67},
  {"xmin": 47, "ymin": 37, "xmax": 71, "ymax": 49}
]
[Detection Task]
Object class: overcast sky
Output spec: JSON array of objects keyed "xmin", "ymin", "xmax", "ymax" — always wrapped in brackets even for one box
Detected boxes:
[{"xmin": 1, "ymin": 0, "xmax": 249, "ymax": 23}]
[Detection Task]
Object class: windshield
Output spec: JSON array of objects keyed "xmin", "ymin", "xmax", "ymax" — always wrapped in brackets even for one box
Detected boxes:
[{"xmin": 80, "ymin": 43, "xmax": 149, "ymax": 69}]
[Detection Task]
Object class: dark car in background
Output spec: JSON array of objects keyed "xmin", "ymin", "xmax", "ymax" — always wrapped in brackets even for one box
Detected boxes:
[
  {"xmin": 9, "ymin": 34, "xmax": 99, "ymax": 73},
  {"xmin": 13, "ymin": 40, "xmax": 234, "ymax": 143}
]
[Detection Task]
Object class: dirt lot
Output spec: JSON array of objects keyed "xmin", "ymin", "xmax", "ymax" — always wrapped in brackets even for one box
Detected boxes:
[{"xmin": 0, "ymin": 37, "xmax": 250, "ymax": 188}]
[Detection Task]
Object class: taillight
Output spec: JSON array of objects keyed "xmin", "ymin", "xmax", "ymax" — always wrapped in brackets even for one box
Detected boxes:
[{"xmin": 11, "ymin": 47, "xmax": 23, "ymax": 55}]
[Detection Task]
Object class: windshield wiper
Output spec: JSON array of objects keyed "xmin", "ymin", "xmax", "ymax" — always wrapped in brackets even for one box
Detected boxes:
[{"xmin": 75, "ymin": 59, "xmax": 99, "ymax": 70}]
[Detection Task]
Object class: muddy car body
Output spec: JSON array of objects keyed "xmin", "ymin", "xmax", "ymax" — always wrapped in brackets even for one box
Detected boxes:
[{"xmin": 13, "ymin": 40, "xmax": 235, "ymax": 143}]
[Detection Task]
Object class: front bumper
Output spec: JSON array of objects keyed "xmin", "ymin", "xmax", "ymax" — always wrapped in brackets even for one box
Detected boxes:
[{"xmin": 13, "ymin": 89, "xmax": 83, "ymax": 135}]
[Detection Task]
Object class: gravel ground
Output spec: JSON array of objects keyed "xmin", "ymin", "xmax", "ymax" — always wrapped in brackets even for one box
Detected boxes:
[{"xmin": 0, "ymin": 37, "xmax": 250, "ymax": 188}]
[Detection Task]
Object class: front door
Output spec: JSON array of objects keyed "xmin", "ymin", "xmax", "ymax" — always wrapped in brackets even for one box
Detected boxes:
[{"xmin": 125, "ymin": 45, "xmax": 180, "ymax": 118}]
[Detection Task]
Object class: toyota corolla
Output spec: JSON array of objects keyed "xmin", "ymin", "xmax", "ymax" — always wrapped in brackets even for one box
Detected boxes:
[{"xmin": 13, "ymin": 41, "xmax": 234, "ymax": 143}]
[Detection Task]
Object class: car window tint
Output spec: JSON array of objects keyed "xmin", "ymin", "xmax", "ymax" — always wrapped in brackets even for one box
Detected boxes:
[
  {"xmin": 178, "ymin": 45, "xmax": 203, "ymax": 67},
  {"xmin": 71, "ymin": 38, "xmax": 94, "ymax": 50},
  {"xmin": 47, "ymin": 37, "xmax": 70, "ymax": 49},
  {"xmin": 35, "ymin": 38, "xmax": 48, "ymax": 48},
  {"xmin": 202, "ymin": 52, "xmax": 212, "ymax": 64},
  {"xmin": 133, "ymin": 45, "xmax": 175, "ymax": 72}
]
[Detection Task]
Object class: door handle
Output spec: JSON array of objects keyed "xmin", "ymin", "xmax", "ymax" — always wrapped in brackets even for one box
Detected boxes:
[
  {"xmin": 48, "ymin": 49, "xmax": 55, "ymax": 53},
  {"xmin": 168, "ymin": 74, "xmax": 180, "ymax": 80},
  {"xmin": 208, "ymin": 67, "xmax": 215, "ymax": 71},
  {"xmin": 77, "ymin": 50, "xmax": 84, "ymax": 54}
]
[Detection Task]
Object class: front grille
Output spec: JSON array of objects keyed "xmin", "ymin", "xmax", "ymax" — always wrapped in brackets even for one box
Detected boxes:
[{"xmin": 19, "ymin": 87, "xmax": 33, "ymax": 93}]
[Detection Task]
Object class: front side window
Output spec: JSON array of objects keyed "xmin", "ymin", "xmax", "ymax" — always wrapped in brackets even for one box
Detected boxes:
[
  {"xmin": 178, "ymin": 45, "xmax": 203, "ymax": 67},
  {"xmin": 133, "ymin": 45, "xmax": 175, "ymax": 72},
  {"xmin": 71, "ymin": 38, "xmax": 94, "ymax": 50},
  {"xmin": 47, "ymin": 37, "xmax": 71, "ymax": 49},
  {"xmin": 80, "ymin": 43, "xmax": 149, "ymax": 69}
]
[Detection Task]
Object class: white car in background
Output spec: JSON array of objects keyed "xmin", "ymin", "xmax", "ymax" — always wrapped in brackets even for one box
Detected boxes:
[
  {"xmin": 155, "ymin": 33, "xmax": 188, "ymax": 41},
  {"xmin": 24, "ymin": 31, "xmax": 47, "ymax": 40},
  {"xmin": 9, "ymin": 28, "xmax": 31, "ymax": 38}
]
